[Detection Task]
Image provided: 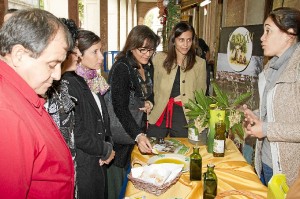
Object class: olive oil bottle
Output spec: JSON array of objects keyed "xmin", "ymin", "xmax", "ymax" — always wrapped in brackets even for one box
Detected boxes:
[
  {"xmin": 213, "ymin": 118, "xmax": 226, "ymax": 157},
  {"xmin": 203, "ymin": 164, "xmax": 217, "ymax": 199},
  {"xmin": 208, "ymin": 105, "xmax": 225, "ymax": 153},
  {"xmin": 190, "ymin": 146, "xmax": 202, "ymax": 181},
  {"xmin": 207, "ymin": 104, "xmax": 217, "ymax": 153}
]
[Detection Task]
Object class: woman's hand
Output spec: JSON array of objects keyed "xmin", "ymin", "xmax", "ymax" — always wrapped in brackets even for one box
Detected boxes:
[
  {"xmin": 139, "ymin": 101, "xmax": 153, "ymax": 114},
  {"xmin": 136, "ymin": 134, "xmax": 152, "ymax": 154},
  {"xmin": 99, "ymin": 150, "xmax": 115, "ymax": 166},
  {"xmin": 242, "ymin": 104, "xmax": 264, "ymax": 138}
]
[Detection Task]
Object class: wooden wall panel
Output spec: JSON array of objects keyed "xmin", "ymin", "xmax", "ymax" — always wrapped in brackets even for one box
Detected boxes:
[
  {"xmin": 273, "ymin": 0, "xmax": 300, "ymax": 9},
  {"xmin": 0, "ymin": 0, "xmax": 8, "ymax": 26},
  {"xmin": 100, "ymin": 0, "xmax": 108, "ymax": 52},
  {"xmin": 68, "ymin": 0, "xmax": 79, "ymax": 26},
  {"xmin": 224, "ymin": 0, "xmax": 245, "ymax": 27}
]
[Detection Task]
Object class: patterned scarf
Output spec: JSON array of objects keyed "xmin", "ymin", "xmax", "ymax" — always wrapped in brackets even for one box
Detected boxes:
[{"xmin": 76, "ymin": 64, "xmax": 109, "ymax": 95}]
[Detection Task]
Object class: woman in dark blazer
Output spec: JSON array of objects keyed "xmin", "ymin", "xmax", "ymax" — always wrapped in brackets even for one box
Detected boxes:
[
  {"xmin": 63, "ymin": 30, "xmax": 115, "ymax": 199},
  {"xmin": 107, "ymin": 25, "xmax": 160, "ymax": 199}
]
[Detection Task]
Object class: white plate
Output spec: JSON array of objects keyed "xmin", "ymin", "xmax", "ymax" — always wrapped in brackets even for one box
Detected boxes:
[{"xmin": 147, "ymin": 154, "xmax": 190, "ymax": 172}]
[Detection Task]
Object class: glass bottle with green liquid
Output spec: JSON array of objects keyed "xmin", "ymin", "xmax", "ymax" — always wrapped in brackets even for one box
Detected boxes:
[
  {"xmin": 189, "ymin": 146, "xmax": 202, "ymax": 181},
  {"xmin": 203, "ymin": 163, "xmax": 217, "ymax": 199},
  {"xmin": 213, "ymin": 118, "xmax": 226, "ymax": 157},
  {"xmin": 207, "ymin": 105, "xmax": 225, "ymax": 153}
]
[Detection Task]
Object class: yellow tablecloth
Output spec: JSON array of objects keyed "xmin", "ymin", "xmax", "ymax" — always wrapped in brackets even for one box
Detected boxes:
[{"xmin": 125, "ymin": 138, "xmax": 267, "ymax": 199}]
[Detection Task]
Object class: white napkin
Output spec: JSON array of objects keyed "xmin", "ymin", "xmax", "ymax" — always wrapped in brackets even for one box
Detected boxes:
[{"xmin": 131, "ymin": 163, "xmax": 183, "ymax": 186}]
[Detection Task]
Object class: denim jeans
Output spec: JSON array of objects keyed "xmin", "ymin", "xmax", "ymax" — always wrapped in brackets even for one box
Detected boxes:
[{"xmin": 260, "ymin": 162, "xmax": 273, "ymax": 186}]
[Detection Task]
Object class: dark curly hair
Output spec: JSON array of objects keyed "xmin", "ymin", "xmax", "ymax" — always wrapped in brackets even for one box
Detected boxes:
[{"xmin": 59, "ymin": 18, "xmax": 79, "ymax": 52}]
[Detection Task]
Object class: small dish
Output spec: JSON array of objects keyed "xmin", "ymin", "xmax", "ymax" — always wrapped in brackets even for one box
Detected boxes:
[{"xmin": 147, "ymin": 154, "xmax": 190, "ymax": 172}]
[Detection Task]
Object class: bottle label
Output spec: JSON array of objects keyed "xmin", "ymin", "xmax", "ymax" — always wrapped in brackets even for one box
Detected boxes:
[
  {"xmin": 188, "ymin": 128, "xmax": 199, "ymax": 141},
  {"xmin": 213, "ymin": 139, "xmax": 225, "ymax": 153}
]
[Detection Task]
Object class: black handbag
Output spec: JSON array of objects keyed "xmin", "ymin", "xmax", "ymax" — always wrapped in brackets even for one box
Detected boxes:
[{"xmin": 104, "ymin": 63, "xmax": 144, "ymax": 145}]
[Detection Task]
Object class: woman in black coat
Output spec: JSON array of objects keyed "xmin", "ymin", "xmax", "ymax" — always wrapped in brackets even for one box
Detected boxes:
[
  {"xmin": 107, "ymin": 25, "xmax": 160, "ymax": 199},
  {"xmin": 63, "ymin": 30, "xmax": 115, "ymax": 199}
]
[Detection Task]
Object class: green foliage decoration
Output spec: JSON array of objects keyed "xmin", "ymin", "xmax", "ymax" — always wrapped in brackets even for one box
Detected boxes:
[
  {"xmin": 185, "ymin": 82, "xmax": 252, "ymax": 139},
  {"xmin": 39, "ymin": 0, "xmax": 44, "ymax": 9},
  {"xmin": 166, "ymin": 0, "xmax": 181, "ymax": 41},
  {"xmin": 78, "ymin": 0, "xmax": 84, "ymax": 22}
]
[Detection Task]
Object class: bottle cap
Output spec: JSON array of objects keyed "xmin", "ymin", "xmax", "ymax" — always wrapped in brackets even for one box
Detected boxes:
[{"xmin": 210, "ymin": 104, "xmax": 217, "ymax": 109}]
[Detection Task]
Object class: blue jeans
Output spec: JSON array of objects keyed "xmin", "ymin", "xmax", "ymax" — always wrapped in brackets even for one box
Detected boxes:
[{"xmin": 260, "ymin": 163, "xmax": 273, "ymax": 186}]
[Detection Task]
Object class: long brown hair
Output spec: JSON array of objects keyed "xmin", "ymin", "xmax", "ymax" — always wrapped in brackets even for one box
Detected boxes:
[
  {"xmin": 115, "ymin": 25, "xmax": 160, "ymax": 69},
  {"xmin": 163, "ymin": 22, "xmax": 197, "ymax": 74}
]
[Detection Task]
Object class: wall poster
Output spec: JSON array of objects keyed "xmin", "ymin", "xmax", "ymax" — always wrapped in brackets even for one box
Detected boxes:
[{"xmin": 216, "ymin": 25, "xmax": 264, "ymax": 164}]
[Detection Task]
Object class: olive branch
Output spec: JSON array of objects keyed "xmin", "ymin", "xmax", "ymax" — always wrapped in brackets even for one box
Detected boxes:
[{"xmin": 184, "ymin": 82, "xmax": 252, "ymax": 139}]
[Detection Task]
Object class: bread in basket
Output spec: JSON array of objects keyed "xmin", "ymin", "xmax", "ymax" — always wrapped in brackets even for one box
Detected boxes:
[{"xmin": 127, "ymin": 159, "xmax": 182, "ymax": 196}]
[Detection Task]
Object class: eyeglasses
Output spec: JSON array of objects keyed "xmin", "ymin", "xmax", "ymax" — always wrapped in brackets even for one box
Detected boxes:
[{"xmin": 137, "ymin": 48, "xmax": 155, "ymax": 55}]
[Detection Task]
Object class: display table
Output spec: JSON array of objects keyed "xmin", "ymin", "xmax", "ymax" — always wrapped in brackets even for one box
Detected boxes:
[{"xmin": 125, "ymin": 138, "xmax": 267, "ymax": 199}]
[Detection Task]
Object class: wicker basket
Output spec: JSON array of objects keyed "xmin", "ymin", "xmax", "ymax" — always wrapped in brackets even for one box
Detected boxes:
[
  {"xmin": 128, "ymin": 159, "xmax": 182, "ymax": 196},
  {"xmin": 215, "ymin": 190, "xmax": 265, "ymax": 199}
]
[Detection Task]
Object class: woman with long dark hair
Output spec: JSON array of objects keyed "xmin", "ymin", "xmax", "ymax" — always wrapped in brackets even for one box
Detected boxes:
[
  {"xmin": 147, "ymin": 22, "xmax": 207, "ymax": 138},
  {"xmin": 243, "ymin": 7, "xmax": 300, "ymax": 186}
]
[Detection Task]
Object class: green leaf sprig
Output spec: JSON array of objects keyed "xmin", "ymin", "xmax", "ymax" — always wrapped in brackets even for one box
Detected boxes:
[{"xmin": 184, "ymin": 82, "xmax": 251, "ymax": 139}]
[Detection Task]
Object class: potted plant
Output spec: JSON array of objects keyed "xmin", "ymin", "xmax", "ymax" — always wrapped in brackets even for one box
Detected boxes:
[{"xmin": 184, "ymin": 82, "xmax": 252, "ymax": 142}]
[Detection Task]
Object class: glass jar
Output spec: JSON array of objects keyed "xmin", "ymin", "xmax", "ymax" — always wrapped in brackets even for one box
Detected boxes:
[
  {"xmin": 188, "ymin": 127, "xmax": 200, "ymax": 145},
  {"xmin": 188, "ymin": 128, "xmax": 208, "ymax": 146}
]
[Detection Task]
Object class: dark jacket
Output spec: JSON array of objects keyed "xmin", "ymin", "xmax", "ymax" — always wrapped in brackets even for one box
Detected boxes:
[
  {"xmin": 108, "ymin": 58, "xmax": 153, "ymax": 168},
  {"xmin": 62, "ymin": 71, "xmax": 113, "ymax": 199}
]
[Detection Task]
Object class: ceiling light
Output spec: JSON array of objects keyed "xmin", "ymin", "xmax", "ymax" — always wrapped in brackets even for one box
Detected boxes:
[{"xmin": 200, "ymin": 0, "xmax": 211, "ymax": 7}]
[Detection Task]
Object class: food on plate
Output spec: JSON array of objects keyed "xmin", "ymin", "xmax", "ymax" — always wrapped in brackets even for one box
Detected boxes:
[{"xmin": 151, "ymin": 148, "xmax": 159, "ymax": 154}]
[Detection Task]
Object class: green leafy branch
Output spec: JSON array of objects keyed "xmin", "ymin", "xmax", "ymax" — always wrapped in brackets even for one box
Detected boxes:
[{"xmin": 184, "ymin": 82, "xmax": 252, "ymax": 139}]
